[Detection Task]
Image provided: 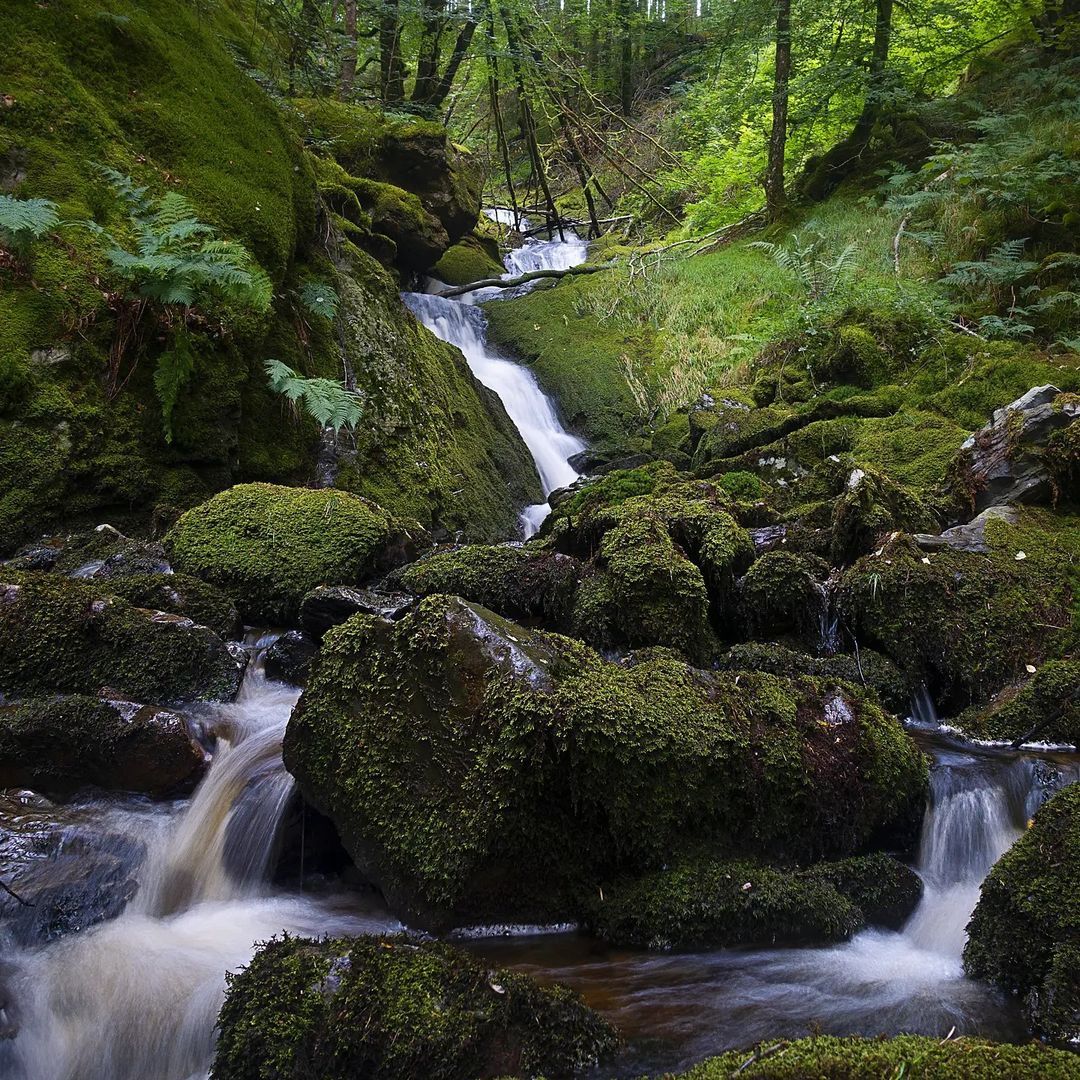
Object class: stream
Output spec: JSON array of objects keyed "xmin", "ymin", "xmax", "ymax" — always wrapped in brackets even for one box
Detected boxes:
[{"xmin": 2, "ymin": 222, "xmax": 1079, "ymax": 1078}]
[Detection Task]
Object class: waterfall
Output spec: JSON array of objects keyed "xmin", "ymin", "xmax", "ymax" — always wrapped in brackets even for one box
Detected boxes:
[
  {"xmin": 404, "ymin": 218, "xmax": 588, "ymax": 537},
  {"xmin": 1, "ymin": 640, "xmax": 397, "ymax": 1080}
]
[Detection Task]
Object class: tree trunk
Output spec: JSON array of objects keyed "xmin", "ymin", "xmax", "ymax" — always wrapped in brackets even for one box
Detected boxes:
[
  {"xmin": 764, "ymin": 0, "xmax": 791, "ymax": 220},
  {"xmin": 618, "ymin": 0, "xmax": 634, "ymax": 114},
  {"xmin": 338, "ymin": 0, "xmax": 358, "ymax": 99},
  {"xmin": 380, "ymin": 0, "xmax": 406, "ymax": 104}
]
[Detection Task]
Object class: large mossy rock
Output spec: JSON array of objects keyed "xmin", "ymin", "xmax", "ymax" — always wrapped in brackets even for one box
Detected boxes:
[
  {"xmin": 965, "ymin": 782, "xmax": 1080, "ymax": 1042},
  {"xmin": 669, "ymin": 1036, "xmax": 1080, "ymax": 1078},
  {"xmin": 434, "ymin": 232, "xmax": 505, "ymax": 286},
  {"xmin": 0, "ymin": 572, "xmax": 244, "ymax": 702},
  {"xmin": 839, "ymin": 508, "xmax": 1080, "ymax": 709},
  {"xmin": 283, "ymin": 595, "xmax": 926, "ymax": 928},
  {"xmin": 165, "ymin": 484, "xmax": 423, "ymax": 624},
  {"xmin": 584, "ymin": 851, "xmax": 922, "ymax": 950},
  {"xmin": 0, "ymin": 694, "xmax": 207, "ymax": 796},
  {"xmin": 211, "ymin": 935, "xmax": 617, "ymax": 1080}
]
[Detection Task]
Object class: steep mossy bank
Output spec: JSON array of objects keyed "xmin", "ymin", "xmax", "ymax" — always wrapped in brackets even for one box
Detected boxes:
[
  {"xmin": 284, "ymin": 594, "xmax": 926, "ymax": 929},
  {"xmin": 211, "ymin": 935, "xmax": 618, "ymax": 1080},
  {"xmin": 0, "ymin": 0, "xmax": 538, "ymax": 553}
]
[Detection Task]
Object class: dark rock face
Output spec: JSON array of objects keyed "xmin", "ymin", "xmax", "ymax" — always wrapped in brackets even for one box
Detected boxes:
[
  {"xmin": 284, "ymin": 595, "xmax": 926, "ymax": 929},
  {"xmin": 951, "ymin": 385, "xmax": 1080, "ymax": 515},
  {"xmin": 0, "ymin": 572, "xmax": 245, "ymax": 703},
  {"xmin": 299, "ymin": 585, "xmax": 414, "ymax": 641},
  {"xmin": 965, "ymin": 783, "xmax": 1080, "ymax": 1042},
  {"xmin": 0, "ymin": 694, "xmax": 208, "ymax": 796},
  {"xmin": 914, "ymin": 505, "xmax": 1018, "ymax": 554},
  {"xmin": 263, "ymin": 630, "xmax": 318, "ymax": 687},
  {"xmin": 211, "ymin": 935, "xmax": 617, "ymax": 1080}
]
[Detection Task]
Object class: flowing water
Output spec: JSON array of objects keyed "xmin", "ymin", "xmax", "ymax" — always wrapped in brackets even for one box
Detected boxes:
[
  {"xmin": 0, "ymin": 639, "xmax": 397, "ymax": 1080},
  {"xmin": 404, "ymin": 218, "xmax": 588, "ymax": 537},
  {"xmin": 5, "ymin": 219, "xmax": 1080, "ymax": 1077}
]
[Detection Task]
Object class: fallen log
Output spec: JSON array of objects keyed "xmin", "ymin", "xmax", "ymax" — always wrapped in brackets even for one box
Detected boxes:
[{"xmin": 433, "ymin": 261, "xmax": 615, "ymax": 299}]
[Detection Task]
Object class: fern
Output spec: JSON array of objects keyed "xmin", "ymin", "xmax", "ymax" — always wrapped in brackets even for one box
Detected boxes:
[
  {"xmin": 299, "ymin": 280, "xmax": 340, "ymax": 320},
  {"xmin": 153, "ymin": 333, "xmax": 198, "ymax": 443},
  {"xmin": 751, "ymin": 230, "xmax": 857, "ymax": 300},
  {"xmin": 0, "ymin": 194, "xmax": 59, "ymax": 255},
  {"xmin": 265, "ymin": 358, "xmax": 362, "ymax": 433}
]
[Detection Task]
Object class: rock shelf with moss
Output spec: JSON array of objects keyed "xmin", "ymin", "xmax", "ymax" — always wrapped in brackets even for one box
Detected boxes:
[
  {"xmin": 283, "ymin": 595, "xmax": 926, "ymax": 928},
  {"xmin": 210, "ymin": 935, "xmax": 618, "ymax": 1080}
]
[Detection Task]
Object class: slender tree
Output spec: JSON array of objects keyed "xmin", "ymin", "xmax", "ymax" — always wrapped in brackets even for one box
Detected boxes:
[{"xmin": 764, "ymin": 0, "xmax": 791, "ymax": 219}]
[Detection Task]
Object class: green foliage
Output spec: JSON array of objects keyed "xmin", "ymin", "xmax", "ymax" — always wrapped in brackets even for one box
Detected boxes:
[
  {"xmin": 299, "ymin": 279, "xmax": 340, "ymax": 320},
  {"xmin": 264, "ymin": 358, "xmax": 362, "ymax": 433},
  {"xmin": 0, "ymin": 194, "xmax": 59, "ymax": 255},
  {"xmin": 751, "ymin": 229, "xmax": 859, "ymax": 301},
  {"xmin": 153, "ymin": 333, "xmax": 197, "ymax": 443},
  {"xmin": 94, "ymin": 178, "xmax": 273, "ymax": 312}
]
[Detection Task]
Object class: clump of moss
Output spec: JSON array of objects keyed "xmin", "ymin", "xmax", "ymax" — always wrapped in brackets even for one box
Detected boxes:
[
  {"xmin": 211, "ymin": 934, "xmax": 617, "ymax": 1080},
  {"xmin": 718, "ymin": 642, "xmax": 910, "ymax": 714},
  {"xmin": 434, "ymin": 233, "xmax": 505, "ymax": 286},
  {"xmin": 165, "ymin": 483, "xmax": 422, "ymax": 624},
  {"xmin": 0, "ymin": 694, "xmax": 206, "ymax": 795},
  {"xmin": 102, "ymin": 573, "xmax": 242, "ymax": 640},
  {"xmin": 737, "ymin": 551, "xmax": 829, "ymax": 639},
  {"xmin": 839, "ymin": 509, "xmax": 1080, "ymax": 708},
  {"xmin": 284, "ymin": 595, "xmax": 926, "ymax": 927},
  {"xmin": 390, "ymin": 544, "xmax": 582, "ymax": 626},
  {"xmin": 965, "ymin": 783, "xmax": 1080, "ymax": 1043},
  {"xmin": 670, "ymin": 1036, "xmax": 1080, "ymax": 1078},
  {"xmin": 584, "ymin": 850, "xmax": 920, "ymax": 950},
  {"xmin": 0, "ymin": 572, "xmax": 243, "ymax": 702}
]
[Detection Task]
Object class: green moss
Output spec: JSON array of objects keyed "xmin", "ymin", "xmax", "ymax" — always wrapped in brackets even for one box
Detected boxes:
[
  {"xmin": 434, "ymin": 234, "xmax": 505, "ymax": 286},
  {"xmin": 390, "ymin": 544, "xmax": 581, "ymax": 626},
  {"xmin": 737, "ymin": 551, "xmax": 828, "ymax": 639},
  {"xmin": 719, "ymin": 642, "xmax": 910, "ymax": 714},
  {"xmin": 965, "ymin": 783, "xmax": 1080, "ymax": 1042},
  {"xmin": 211, "ymin": 934, "xmax": 617, "ymax": 1080},
  {"xmin": 584, "ymin": 850, "xmax": 920, "ymax": 950},
  {"xmin": 670, "ymin": 1036, "xmax": 1080, "ymax": 1078},
  {"xmin": 101, "ymin": 573, "xmax": 242, "ymax": 640},
  {"xmin": 0, "ymin": 693, "xmax": 205, "ymax": 795},
  {"xmin": 840, "ymin": 508, "xmax": 1080, "ymax": 707},
  {"xmin": 283, "ymin": 595, "xmax": 926, "ymax": 926},
  {"xmin": 165, "ymin": 483, "xmax": 419, "ymax": 624},
  {"xmin": 0, "ymin": 571, "xmax": 242, "ymax": 702},
  {"xmin": 956, "ymin": 660, "xmax": 1080, "ymax": 746},
  {"xmin": 484, "ymin": 277, "xmax": 654, "ymax": 453}
]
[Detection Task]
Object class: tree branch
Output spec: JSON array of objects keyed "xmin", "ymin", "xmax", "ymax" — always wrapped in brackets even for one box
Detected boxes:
[{"xmin": 433, "ymin": 261, "xmax": 615, "ymax": 298}]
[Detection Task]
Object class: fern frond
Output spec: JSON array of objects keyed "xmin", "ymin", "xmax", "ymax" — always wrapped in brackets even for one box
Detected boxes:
[{"xmin": 264, "ymin": 358, "xmax": 362, "ymax": 433}]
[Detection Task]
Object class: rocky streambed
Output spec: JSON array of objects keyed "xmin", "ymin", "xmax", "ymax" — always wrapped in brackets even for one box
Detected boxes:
[{"xmin": 1, "ymin": 226, "xmax": 1079, "ymax": 1079}]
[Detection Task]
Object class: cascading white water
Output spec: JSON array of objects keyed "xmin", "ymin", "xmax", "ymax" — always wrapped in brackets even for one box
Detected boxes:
[
  {"xmin": 0, "ymin": 640, "xmax": 398, "ymax": 1080},
  {"xmin": 404, "ymin": 216, "xmax": 588, "ymax": 537}
]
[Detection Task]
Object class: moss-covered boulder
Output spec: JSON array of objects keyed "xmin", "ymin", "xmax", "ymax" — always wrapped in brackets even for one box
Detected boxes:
[
  {"xmin": 0, "ymin": 694, "xmax": 208, "ymax": 795},
  {"xmin": 283, "ymin": 595, "xmax": 926, "ymax": 927},
  {"xmin": 97, "ymin": 573, "xmax": 242, "ymax": 640},
  {"xmin": 718, "ymin": 642, "xmax": 910, "ymax": 714},
  {"xmin": 0, "ymin": 572, "xmax": 244, "ymax": 702},
  {"xmin": 390, "ymin": 544, "xmax": 582, "ymax": 626},
  {"xmin": 211, "ymin": 935, "xmax": 617, "ymax": 1080},
  {"xmin": 584, "ymin": 851, "xmax": 921, "ymax": 950},
  {"xmin": 737, "ymin": 551, "xmax": 829, "ymax": 640},
  {"xmin": 165, "ymin": 484, "xmax": 423, "ymax": 624},
  {"xmin": 668, "ymin": 1036, "xmax": 1080, "ymax": 1078},
  {"xmin": 956, "ymin": 660, "xmax": 1080, "ymax": 746},
  {"xmin": 434, "ymin": 233, "xmax": 505, "ymax": 286},
  {"xmin": 965, "ymin": 782, "xmax": 1080, "ymax": 1041},
  {"xmin": 839, "ymin": 509, "xmax": 1080, "ymax": 709}
]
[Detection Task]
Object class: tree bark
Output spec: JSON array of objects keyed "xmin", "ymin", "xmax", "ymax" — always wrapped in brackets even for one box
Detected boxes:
[
  {"xmin": 338, "ymin": 0, "xmax": 359, "ymax": 99},
  {"xmin": 764, "ymin": 0, "xmax": 791, "ymax": 220},
  {"xmin": 434, "ymin": 261, "xmax": 614, "ymax": 298},
  {"xmin": 380, "ymin": 0, "xmax": 407, "ymax": 104}
]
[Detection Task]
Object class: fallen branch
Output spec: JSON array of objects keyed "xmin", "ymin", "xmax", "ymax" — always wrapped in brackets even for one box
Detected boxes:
[
  {"xmin": 433, "ymin": 261, "xmax": 615, "ymax": 299},
  {"xmin": 0, "ymin": 876, "xmax": 33, "ymax": 907},
  {"xmin": 522, "ymin": 215, "xmax": 632, "ymax": 238}
]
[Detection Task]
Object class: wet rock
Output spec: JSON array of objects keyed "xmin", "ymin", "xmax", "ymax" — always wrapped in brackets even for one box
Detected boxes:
[
  {"xmin": 914, "ymin": 505, "xmax": 1018, "ymax": 554},
  {"xmin": 299, "ymin": 585, "xmax": 414, "ymax": 641},
  {"xmin": 0, "ymin": 694, "xmax": 208, "ymax": 795},
  {"xmin": 284, "ymin": 595, "xmax": 926, "ymax": 929},
  {"xmin": 965, "ymin": 783, "xmax": 1080, "ymax": 1043},
  {"xmin": 0, "ymin": 572, "xmax": 245, "ymax": 703},
  {"xmin": 584, "ymin": 851, "xmax": 922, "ymax": 950},
  {"xmin": 165, "ymin": 484, "xmax": 426, "ymax": 624},
  {"xmin": 736, "ymin": 550, "xmax": 830, "ymax": 641},
  {"xmin": 0, "ymin": 830, "xmax": 143, "ymax": 945},
  {"xmin": 212, "ymin": 935, "xmax": 617, "ymax": 1080},
  {"xmin": 264, "ymin": 630, "xmax": 318, "ymax": 687},
  {"xmin": 951, "ymin": 385, "xmax": 1080, "ymax": 515},
  {"xmin": 100, "ymin": 573, "xmax": 243, "ymax": 640}
]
